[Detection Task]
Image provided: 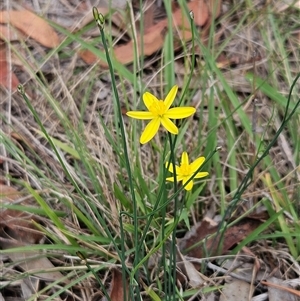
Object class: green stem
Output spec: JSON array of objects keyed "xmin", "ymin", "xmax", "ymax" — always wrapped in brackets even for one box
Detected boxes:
[{"xmin": 92, "ymin": 8, "xmax": 141, "ymax": 300}]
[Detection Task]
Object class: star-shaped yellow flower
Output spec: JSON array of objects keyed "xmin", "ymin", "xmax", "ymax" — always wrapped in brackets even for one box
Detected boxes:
[
  {"xmin": 126, "ymin": 85, "xmax": 196, "ymax": 144},
  {"xmin": 166, "ymin": 151, "xmax": 209, "ymax": 191}
]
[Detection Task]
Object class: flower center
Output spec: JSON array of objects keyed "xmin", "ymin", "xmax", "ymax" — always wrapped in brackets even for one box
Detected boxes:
[
  {"xmin": 149, "ymin": 100, "xmax": 166, "ymax": 116},
  {"xmin": 180, "ymin": 163, "xmax": 191, "ymax": 176}
]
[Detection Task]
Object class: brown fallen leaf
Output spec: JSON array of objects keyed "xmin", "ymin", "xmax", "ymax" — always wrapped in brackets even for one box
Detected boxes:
[
  {"xmin": 80, "ymin": 0, "xmax": 222, "ymax": 67},
  {"xmin": 0, "ymin": 184, "xmax": 43, "ymax": 244},
  {"xmin": 0, "ymin": 184, "xmax": 66, "ymax": 283},
  {"xmin": 79, "ymin": 20, "xmax": 167, "ymax": 67},
  {"xmin": 79, "ymin": 48, "xmax": 99, "ymax": 65},
  {"xmin": 106, "ymin": 269, "xmax": 130, "ymax": 301},
  {"xmin": 0, "ymin": 236, "xmax": 66, "ymax": 283},
  {"xmin": 0, "ymin": 10, "xmax": 59, "ymax": 48},
  {"xmin": 179, "ymin": 217, "xmax": 263, "ymax": 260},
  {"xmin": 0, "ymin": 45, "xmax": 20, "ymax": 90},
  {"xmin": 143, "ymin": 0, "xmax": 155, "ymax": 29},
  {"xmin": 115, "ymin": 21, "xmax": 167, "ymax": 62},
  {"xmin": 174, "ymin": 0, "xmax": 209, "ymax": 28}
]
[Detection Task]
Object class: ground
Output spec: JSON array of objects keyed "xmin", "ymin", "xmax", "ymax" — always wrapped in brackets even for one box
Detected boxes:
[{"xmin": 0, "ymin": 0, "xmax": 300, "ymax": 300}]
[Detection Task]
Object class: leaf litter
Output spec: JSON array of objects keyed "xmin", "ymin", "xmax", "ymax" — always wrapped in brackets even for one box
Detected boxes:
[{"xmin": 0, "ymin": 0, "xmax": 300, "ymax": 300}]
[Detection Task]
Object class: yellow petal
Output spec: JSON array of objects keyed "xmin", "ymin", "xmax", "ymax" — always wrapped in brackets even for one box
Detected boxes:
[
  {"xmin": 183, "ymin": 177, "xmax": 193, "ymax": 191},
  {"xmin": 181, "ymin": 152, "xmax": 189, "ymax": 165},
  {"xmin": 194, "ymin": 172, "xmax": 209, "ymax": 179},
  {"xmin": 165, "ymin": 162, "xmax": 174, "ymax": 173},
  {"xmin": 190, "ymin": 156, "xmax": 206, "ymax": 172},
  {"xmin": 166, "ymin": 175, "xmax": 184, "ymax": 182},
  {"xmin": 165, "ymin": 162, "xmax": 181, "ymax": 174},
  {"xmin": 164, "ymin": 85, "xmax": 178, "ymax": 110},
  {"xmin": 165, "ymin": 107, "xmax": 196, "ymax": 119},
  {"xmin": 161, "ymin": 117, "xmax": 178, "ymax": 134},
  {"xmin": 140, "ymin": 118, "xmax": 160, "ymax": 144},
  {"xmin": 166, "ymin": 176, "xmax": 175, "ymax": 182},
  {"xmin": 176, "ymin": 175, "xmax": 184, "ymax": 181},
  {"xmin": 143, "ymin": 92, "xmax": 159, "ymax": 111},
  {"xmin": 126, "ymin": 111, "xmax": 154, "ymax": 120}
]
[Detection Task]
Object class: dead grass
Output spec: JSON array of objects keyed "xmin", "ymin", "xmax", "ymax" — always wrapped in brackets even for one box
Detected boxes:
[{"xmin": 0, "ymin": 0, "xmax": 300, "ymax": 300}]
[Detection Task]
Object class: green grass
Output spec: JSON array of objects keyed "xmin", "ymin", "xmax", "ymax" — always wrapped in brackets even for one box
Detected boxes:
[{"xmin": 1, "ymin": 1, "xmax": 300, "ymax": 300}]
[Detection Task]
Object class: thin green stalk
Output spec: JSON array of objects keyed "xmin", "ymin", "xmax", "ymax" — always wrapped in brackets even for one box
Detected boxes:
[
  {"xmin": 161, "ymin": 179, "xmax": 168, "ymax": 298},
  {"xmin": 168, "ymin": 133, "xmax": 178, "ymax": 299},
  {"xmin": 220, "ymin": 72, "xmax": 300, "ymax": 253},
  {"xmin": 92, "ymin": 8, "xmax": 140, "ymax": 300},
  {"xmin": 138, "ymin": 0, "xmax": 145, "ymax": 79},
  {"xmin": 17, "ymin": 85, "xmax": 130, "ymax": 268},
  {"xmin": 120, "ymin": 147, "xmax": 218, "ymax": 225},
  {"xmin": 177, "ymin": 1, "xmax": 196, "ymax": 106},
  {"xmin": 163, "ymin": 0, "xmax": 175, "ymax": 89},
  {"xmin": 127, "ymin": 0, "xmax": 143, "ymax": 166}
]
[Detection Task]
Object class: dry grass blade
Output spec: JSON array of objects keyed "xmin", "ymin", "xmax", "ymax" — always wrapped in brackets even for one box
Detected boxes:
[{"xmin": 0, "ymin": 0, "xmax": 299, "ymax": 300}]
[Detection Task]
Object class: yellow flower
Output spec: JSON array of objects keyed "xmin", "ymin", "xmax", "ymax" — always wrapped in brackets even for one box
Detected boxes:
[
  {"xmin": 166, "ymin": 151, "xmax": 209, "ymax": 191},
  {"xmin": 126, "ymin": 85, "xmax": 196, "ymax": 144}
]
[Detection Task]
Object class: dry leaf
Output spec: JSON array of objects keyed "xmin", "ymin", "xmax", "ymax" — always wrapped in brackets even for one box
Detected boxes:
[
  {"xmin": 177, "ymin": 247, "xmax": 204, "ymax": 287},
  {"xmin": 174, "ymin": 0, "xmax": 209, "ymax": 28},
  {"xmin": 0, "ymin": 184, "xmax": 43, "ymax": 244},
  {"xmin": 0, "ymin": 236, "xmax": 66, "ymax": 282},
  {"xmin": 80, "ymin": 0, "xmax": 222, "ymax": 67},
  {"xmin": 79, "ymin": 20, "xmax": 167, "ymax": 67},
  {"xmin": 117, "ymin": 21, "xmax": 167, "ymax": 60},
  {"xmin": 220, "ymin": 279, "xmax": 252, "ymax": 301},
  {"xmin": 0, "ymin": 184, "xmax": 65, "ymax": 283},
  {"xmin": 104, "ymin": 269, "xmax": 130, "ymax": 301},
  {"xmin": 179, "ymin": 217, "xmax": 262, "ymax": 260},
  {"xmin": 20, "ymin": 277, "xmax": 39, "ymax": 300},
  {"xmin": 0, "ymin": 45, "xmax": 19, "ymax": 90},
  {"xmin": 143, "ymin": 0, "xmax": 155, "ymax": 29},
  {"xmin": 0, "ymin": 10, "xmax": 59, "ymax": 48}
]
